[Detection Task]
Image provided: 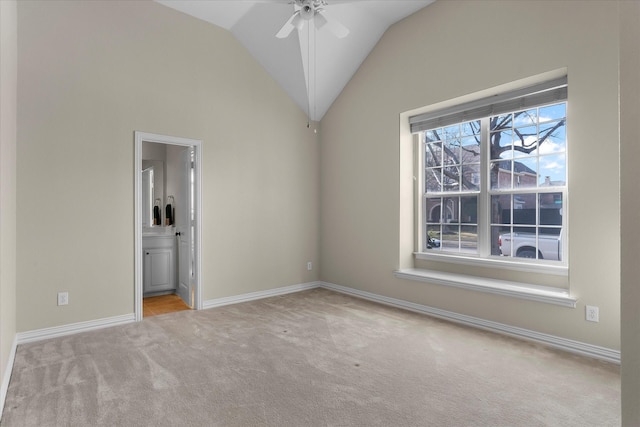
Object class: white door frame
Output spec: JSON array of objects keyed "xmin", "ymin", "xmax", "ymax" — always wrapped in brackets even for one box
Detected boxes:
[{"xmin": 134, "ymin": 131, "xmax": 203, "ymax": 321}]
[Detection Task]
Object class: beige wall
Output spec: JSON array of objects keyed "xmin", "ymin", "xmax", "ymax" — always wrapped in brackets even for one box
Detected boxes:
[
  {"xmin": 320, "ymin": 1, "xmax": 621, "ymax": 349},
  {"xmin": 0, "ymin": 0, "xmax": 17, "ymax": 404},
  {"xmin": 7, "ymin": 0, "xmax": 640, "ymax": 420},
  {"xmin": 620, "ymin": 0, "xmax": 640, "ymax": 424},
  {"xmin": 16, "ymin": 1, "xmax": 319, "ymax": 331}
]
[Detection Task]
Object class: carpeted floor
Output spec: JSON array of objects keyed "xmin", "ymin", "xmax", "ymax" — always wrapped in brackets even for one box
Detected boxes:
[{"xmin": 1, "ymin": 288, "xmax": 620, "ymax": 426}]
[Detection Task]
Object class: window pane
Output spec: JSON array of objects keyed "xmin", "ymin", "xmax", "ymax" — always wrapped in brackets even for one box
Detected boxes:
[
  {"xmin": 513, "ymin": 125, "xmax": 538, "ymax": 157},
  {"xmin": 513, "ymin": 108, "xmax": 537, "ymax": 126},
  {"xmin": 460, "ymin": 196, "xmax": 478, "ymax": 223},
  {"xmin": 441, "ymin": 224, "xmax": 460, "ymax": 251},
  {"xmin": 442, "ymin": 197, "xmax": 458, "ymax": 223},
  {"xmin": 514, "ymin": 157, "xmax": 537, "ymax": 188},
  {"xmin": 425, "ymin": 141, "xmax": 442, "ymax": 167},
  {"xmin": 460, "ymin": 225, "xmax": 478, "ymax": 254},
  {"xmin": 461, "ymin": 120, "xmax": 480, "ymax": 137},
  {"xmin": 426, "ymin": 225, "xmax": 441, "ymax": 250},
  {"xmin": 539, "ymin": 120, "xmax": 566, "ymax": 152},
  {"xmin": 540, "ymin": 227, "xmax": 561, "ymax": 236},
  {"xmin": 513, "ymin": 225, "xmax": 537, "ymax": 237},
  {"xmin": 425, "ymin": 168, "xmax": 442, "ymax": 192},
  {"xmin": 443, "ymin": 124, "xmax": 460, "ymax": 139},
  {"xmin": 539, "ymin": 104, "xmax": 566, "ymax": 122},
  {"xmin": 460, "ymin": 136, "xmax": 481, "ymax": 157},
  {"xmin": 493, "ymin": 225, "xmax": 510, "ymax": 256},
  {"xmin": 425, "ymin": 198, "xmax": 442, "ymax": 223},
  {"xmin": 540, "ymin": 193, "xmax": 563, "ymax": 225},
  {"xmin": 425, "ymin": 129, "xmax": 443, "ymax": 143},
  {"xmin": 489, "ymin": 129, "xmax": 514, "ymax": 159},
  {"xmin": 442, "ymin": 167, "xmax": 460, "ymax": 192},
  {"xmin": 491, "ymin": 194, "xmax": 511, "ymax": 224},
  {"xmin": 513, "ymin": 194, "xmax": 536, "ymax": 223},
  {"xmin": 443, "ymin": 138, "xmax": 461, "ymax": 166},
  {"xmin": 539, "ymin": 154, "xmax": 566, "ymax": 186},
  {"xmin": 426, "ymin": 225, "xmax": 441, "ymax": 239},
  {"xmin": 461, "ymin": 164, "xmax": 480, "ymax": 191},
  {"xmin": 490, "ymin": 160, "xmax": 512, "ymax": 190},
  {"xmin": 492, "ymin": 113, "xmax": 513, "ymax": 130}
]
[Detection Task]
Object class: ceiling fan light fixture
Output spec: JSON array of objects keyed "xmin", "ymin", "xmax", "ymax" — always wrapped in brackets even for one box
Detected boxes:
[{"xmin": 299, "ymin": 0, "xmax": 316, "ymax": 21}]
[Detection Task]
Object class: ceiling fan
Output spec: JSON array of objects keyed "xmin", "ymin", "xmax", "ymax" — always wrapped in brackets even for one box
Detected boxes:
[{"xmin": 276, "ymin": 0, "xmax": 349, "ymax": 39}]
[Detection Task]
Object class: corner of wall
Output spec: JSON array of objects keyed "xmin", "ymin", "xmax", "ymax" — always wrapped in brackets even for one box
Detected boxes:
[
  {"xmin": 619, "ymin": 0, "xmax": 640, "ymax": 423},
  {"xmin": 0, "ymin": 0, "xmax": 18, "ymax": 419}
]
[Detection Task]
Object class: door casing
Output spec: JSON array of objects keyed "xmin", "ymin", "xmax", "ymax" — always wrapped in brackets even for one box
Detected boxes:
[{"xmin": 134, "ymin": 131, "xmax": 203, "ymax": 321}]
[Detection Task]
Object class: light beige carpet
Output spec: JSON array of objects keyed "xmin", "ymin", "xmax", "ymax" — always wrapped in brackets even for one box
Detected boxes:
[{"xmin": 1, "ymin": 288, "xmax": 619, "ymax": 426}]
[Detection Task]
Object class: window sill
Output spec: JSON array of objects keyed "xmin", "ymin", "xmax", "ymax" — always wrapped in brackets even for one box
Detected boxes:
[
  {"xmin": 394, "ymin": 268, "xmax": 577, "ymax": 308},
  {"xmin": 415, "ymin": 251, "xmax": 568, "ymax": 277}
]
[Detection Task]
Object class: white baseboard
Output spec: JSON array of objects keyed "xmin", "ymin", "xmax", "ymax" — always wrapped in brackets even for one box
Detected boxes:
[
  {"xmin": 202, "ymin": 281, "xmax": 322, "ymax": 310},
  {"xmin": 15, "ymin": 282, "xmax": 323, "ymax": 345},
  {"xmin": 9, "ymin": 281, "xmax": 619, "ymax": 367},
  {"xmin": 0, "ymin": 336, "xmax": 17, "ymax": 421},
  {"xmin": 319, "ymin": 281, "xmax": 620, "ymax": 364},
  {"xmin": 0, "ymin": 281, "xmax": 619, "ymax": 422},
  {"xmin": 16, "ymin": 313, "xmax": 136, "ymax": 345}
]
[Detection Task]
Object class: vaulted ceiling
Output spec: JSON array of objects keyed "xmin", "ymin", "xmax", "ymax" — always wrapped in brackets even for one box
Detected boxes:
[{"xmin": 155, "ymin": 1, "xmax": 434, "ymax": 121}]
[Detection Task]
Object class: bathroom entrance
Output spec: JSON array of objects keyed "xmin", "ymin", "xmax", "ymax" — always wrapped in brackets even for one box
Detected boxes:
[{"xmin": 134, "ymin": 132, "xmax": 202, "ymax": 320}]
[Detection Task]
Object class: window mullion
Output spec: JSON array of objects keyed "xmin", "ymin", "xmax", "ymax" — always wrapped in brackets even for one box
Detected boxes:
[
  {"xmin": 415, "ymin": 133, "xmax": 424, "ymax": 252},
  {"xmin": 478, "ymin": 117, "xmax": 491, "ymax": 257}
]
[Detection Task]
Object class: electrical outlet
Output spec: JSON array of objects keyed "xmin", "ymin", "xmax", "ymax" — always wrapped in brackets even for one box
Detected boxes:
[
  {"xmin": 586, "ymin": 305, "xmax": 599, "ymax": 322},
  {"xmin": 57, "ymin": 292, "xmax": 69, "ymax": 306},
  {"xmin": 307, "ymin": 262, "xmax": 312, "ymax": 271}
]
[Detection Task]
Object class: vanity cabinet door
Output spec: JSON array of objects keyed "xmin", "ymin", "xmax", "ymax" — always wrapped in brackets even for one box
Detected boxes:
[{"xmin": 143, "ymin": 247, "xmax": 175, "ymax": 293}]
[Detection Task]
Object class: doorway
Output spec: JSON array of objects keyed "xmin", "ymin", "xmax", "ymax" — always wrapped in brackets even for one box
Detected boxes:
[{"xmin": 134, "ymin": 131, "xmax": 202, "ymax": 321}]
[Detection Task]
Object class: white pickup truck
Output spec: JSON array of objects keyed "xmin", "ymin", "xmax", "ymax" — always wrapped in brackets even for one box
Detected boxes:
[{"xmin": 498, "ymin": 230, "xmax": 562, "ymax": 261}]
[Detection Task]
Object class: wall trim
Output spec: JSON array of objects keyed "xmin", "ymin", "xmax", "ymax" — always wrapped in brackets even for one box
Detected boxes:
[
  {"xmin": 16, "ymin": 314, "xmax": 136, "ymax": 345},
  {"xmin": 202, "ymin": 281, "xmax": 321, "ymax": 310},
  {"xmin": 319, "ymin": 281, "xmax": 620, "ymax": 364},
  {"xmin": 0, "ymin": 279, "xmax": 620, "ymax": 420},
  {"xmin": 0, "ymin": 336, "xmax": 17, "ymax": 421},
  {"xmin": 134, "ymin": 131, "xmax": 204, "ymax": 321},
  {"xmin": 394, "ymin": 268, "xmax": 577, "ymax": 308},
  {"xmin": 9, "ymin": 280, "xmax": 618, "ymax": 368}
]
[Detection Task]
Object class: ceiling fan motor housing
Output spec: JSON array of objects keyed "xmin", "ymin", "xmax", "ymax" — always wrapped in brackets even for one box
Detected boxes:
[
  {"xmin": 277, "ymin": 0, "xmax": 346, "ymax": 40},
  {"xmin": 299, "ymin": 1, "xmax": 315, "ymax": 20}
]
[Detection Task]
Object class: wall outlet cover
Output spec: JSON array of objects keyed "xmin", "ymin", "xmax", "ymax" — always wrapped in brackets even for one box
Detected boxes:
[
  {"xmin": 57, "ymin": 292, "xmax": 69, "ymax": 306},
  {"xmin": 586, "ymin": 305, "xmax": 599, "ymax": 322}
]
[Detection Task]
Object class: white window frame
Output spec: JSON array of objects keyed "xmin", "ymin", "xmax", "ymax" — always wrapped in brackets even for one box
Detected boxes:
[{"xmin": 412, "ymin": 79, "xmax": 568, "ymax": 276}]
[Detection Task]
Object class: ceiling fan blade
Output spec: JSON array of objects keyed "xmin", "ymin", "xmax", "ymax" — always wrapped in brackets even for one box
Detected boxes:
[
  {"xmin": 314, "ymin": 12, "xmax": 328, "ymax": 30},
  {"xmin": 276, "ymin": 12, "xmax": 299, "ymax": 38},
  {"xmin": 316, "ymin": 10, "xmax": 349, "ymax": 38}
]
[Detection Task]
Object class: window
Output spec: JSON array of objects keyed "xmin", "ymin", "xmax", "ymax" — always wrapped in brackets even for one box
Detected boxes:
[{"xmin": 411, "ymin": 77, "xmax": 567, "ymax": 266}]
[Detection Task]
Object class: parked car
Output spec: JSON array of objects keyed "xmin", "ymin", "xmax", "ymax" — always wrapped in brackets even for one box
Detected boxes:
[
  {"xmin": 426, "ymin": 235, "xmax": 441, "ymax": 249},
  {"xmin": 498, "ymin": 230, "xmax": 562, "ymax": 260}
]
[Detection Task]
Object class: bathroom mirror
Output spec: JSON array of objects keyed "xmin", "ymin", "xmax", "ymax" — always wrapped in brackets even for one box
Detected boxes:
[
  {"xmin": 141, "ymin": 141, "xmax": 167, "ymax": 228},
  {"xmin": 141, "ymin": 167, "xmax": 154, "ymax": 228},
  {"xmin": 141, "ymin": 159, "xmax": 165, "ymax": 228}
]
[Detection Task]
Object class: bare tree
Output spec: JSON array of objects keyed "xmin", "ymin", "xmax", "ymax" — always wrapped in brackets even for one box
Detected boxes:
[{"xmin": 426, "ymin": 110, "xmax": 565, "ymax": 192}]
